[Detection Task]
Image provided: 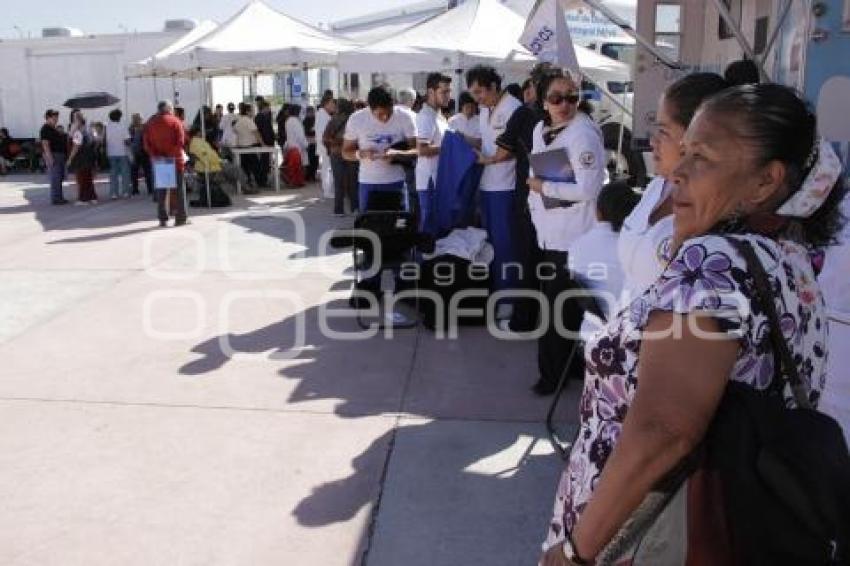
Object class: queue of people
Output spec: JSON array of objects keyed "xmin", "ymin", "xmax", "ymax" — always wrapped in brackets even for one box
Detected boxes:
[{"xmin": 310, "ymin": 63, "xmax": 849, "ymax": 564}]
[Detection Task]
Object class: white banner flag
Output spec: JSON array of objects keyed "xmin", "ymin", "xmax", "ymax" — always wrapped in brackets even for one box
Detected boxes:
[{"xmin": 519, "ymin": 0, "xmax": 580, "ymax": 72}]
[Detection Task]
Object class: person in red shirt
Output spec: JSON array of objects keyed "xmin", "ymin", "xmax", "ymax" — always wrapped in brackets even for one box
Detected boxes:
[{"xmin": 144, "ymin": 100, "xmax": 188, "ymax": 226}]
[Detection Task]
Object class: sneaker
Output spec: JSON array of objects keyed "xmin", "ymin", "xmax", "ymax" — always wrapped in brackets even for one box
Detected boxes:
[
  {"xmin": 159, "ymin": 219, "xmax": 168, "ymax": 227},
  {"xmin": 334, "ymin": 212, "xmax": 345, "ymax": 218},
  {"xmin": 174, "ymin": 219, "xmax": 190, "ymax": 227}
]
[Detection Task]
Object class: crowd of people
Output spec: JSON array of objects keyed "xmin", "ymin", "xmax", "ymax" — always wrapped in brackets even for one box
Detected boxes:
[{"xmin": 20, "ymin": 58, "xmax": 850, "ymax": 562}]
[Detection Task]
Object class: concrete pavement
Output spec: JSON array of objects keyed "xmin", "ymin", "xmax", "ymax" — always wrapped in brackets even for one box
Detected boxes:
[{"xmin": 0, "ymin": 174, "xmax": 580, "ymax": 565}]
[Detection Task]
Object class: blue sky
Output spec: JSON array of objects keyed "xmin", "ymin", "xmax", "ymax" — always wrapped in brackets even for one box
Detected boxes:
[{"xmin": 1, "ymin": 0, "xmax": 406, "ymax": 38}]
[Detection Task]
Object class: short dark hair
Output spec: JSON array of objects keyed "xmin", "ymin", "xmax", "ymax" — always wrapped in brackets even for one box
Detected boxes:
[
  {"xmin": 287, "ymin": 104, "xmax": 301, "ymax": 118},
  {"xmin": 597, "ymin": 181, "xmax": 640, "ymax": 232},
  {"xmin": 238, "ymin": 103, "xmax": 251, "ymax": 116},
  {"xmin": 44, "ymin": 109, "xmax": 59, "ymax": 119},
  {"xmin": 701, "ymin": 83, "xmax": 847, "ymax": 247},
  {"xmin": 367, "ymin": 86, "xmax": 394, "ymax": 110},
  {"xmin": 465, "ymin": 65, "xmax": 501, "ymax": 90},
  {"xmin": 227, "ymin": 102, "xmax": 235, "ymax": 112},
  {"xmin": 664, "ymin": 72, "xmax": 730, "ymax": 128},
  {"xmin": 458, "ymin": 91, "xmax": 475, "ymax": 108},
  {"xmin": 108, "ymin": 109, "xmax": 122, "ymax": 122},
  {"xmin": 724, "ymin": 59, "xmax": 760, "ymax": 86},
  {"xmin": 505, "ymin": 83, "xmax": 523, "ymax": 102},
  {"xmin": 521, "ymin": 78, "xmax": 533, "ymax": 92},
  {"xmin": 426, "ymin": 72, "xmax": 452, "ymax": 91},
  {"xmin": 336, "ymin": 98, "xmax": 354, "ymax": 115}
]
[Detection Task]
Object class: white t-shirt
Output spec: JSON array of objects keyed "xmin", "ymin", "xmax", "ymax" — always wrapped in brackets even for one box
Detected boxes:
[
  {"xmin": 479, "ymin": 93, "xmax": 521, "ymax": 192},
  {"xmin": 221, "ymin": 113, "xmax": 238, "ymax": 147},
  {"xmin": 415, "ymin": 104, "xmax": 448, "ymax": 192},
  {"xmin": 617, "ymin": 176, "xmax": 675, "ymax": 299},
  {"xmin": 568, "ymin": 221, "xmax": 626, "ymax": 321},
  {"xmin": 284, "ymin": 116, "xmax": 308, "ymax": 162},
  {"xmin": 105, "ymin": 121, "xmax": 129, "ymax": 157},
  {"xmin": 315, "ymin": 107, "xmax": 332, "ymax": 155},
  {"xmin": 233, "ymin": 115, "xmax": 259, "ymax": 147},
  {"xmin": 448, "ymin": 113, "xmax": 481, "ymax": 139},
  {"xmin": 528, "ymin": 114, "xmax": 606, "ymax": 251},
  {"xmin": 344, "ymin": 107, "xmax": 416, "ymax": 185}
]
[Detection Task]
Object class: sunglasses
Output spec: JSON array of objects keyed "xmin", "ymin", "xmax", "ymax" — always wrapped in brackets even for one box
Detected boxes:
[{"xmin": 546, "ymin": 93, "xmax": 581, "ymax": 105}]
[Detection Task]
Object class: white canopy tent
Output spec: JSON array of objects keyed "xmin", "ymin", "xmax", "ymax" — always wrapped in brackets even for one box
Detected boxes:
[
  {"xmin": 152, "ymin": 0, "xmax": 356, "ymax": 77},
  {"xmin": 337, "ymin": 0, "xmax": 629, "ymax": 86},
  {"xmin": 124, "ymin": 20, "xmax": 219, "ymax": 79}
]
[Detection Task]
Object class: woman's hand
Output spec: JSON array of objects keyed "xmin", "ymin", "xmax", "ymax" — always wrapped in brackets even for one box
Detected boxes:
[
  {"xmin": 528, "ymin": 177, "xmax": 544, "ymax": 194},
  {"xmin": 539, "ymin": 543, "xmax": 578, "ymax": 566}
]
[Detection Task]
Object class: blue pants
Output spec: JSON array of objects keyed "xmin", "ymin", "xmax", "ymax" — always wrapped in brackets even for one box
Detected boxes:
[
  {"xmin": 417, "ymin": 180, "xmax": 436, "ymax": 235},
  {"xmin": 358, "ymin": 181, "xmax": 408, "ymax": 212},
  {"xmin": 480, "ymin": 190, "xmax": 518, "ymax": 292},
  {"xmin": 48, "ymin": 153, "xmax": 66, "ymax": 203},
  {"xmin": 108, "ymin": 156, "xmax": 131, "ymax": 197}
]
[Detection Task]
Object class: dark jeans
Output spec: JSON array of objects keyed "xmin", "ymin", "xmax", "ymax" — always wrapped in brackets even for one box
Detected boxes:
[
  {"xmin": 131, "ymin": 151, "xmax": 152, "ymax": 194},
  {"xmin": 239, "ymin": 151, "xmax": 266, "ymax": 186},
  {"xmin": 48, "ymin": 152, "xmax": 66, "ymax": 203},
  {"xmin": 306, "ymin": 143, "xmax": 319, "ymax": 181},
  {"xmin": 330, "ymin": 154, "xmax": 358, "ymax": 214},
  {"xmin": 156, "ymin": 170, "xmax": 186, "ymax": 223}
]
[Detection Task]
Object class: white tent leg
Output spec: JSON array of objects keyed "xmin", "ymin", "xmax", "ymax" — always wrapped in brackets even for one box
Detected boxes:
[
  {"xmin": 761, "ymin": 0, "xmax": 794, "ymax": 68},
  {"xmin": 576, "ymin": 0, "xmax": 681, "ymax": 69},
  {"xmin": 199, "ymin": 75, "xmax": 211, "ymax": 210},
  {"xmin": 707, "ymin": 0, "xmax": 770, "ymax": 82}
]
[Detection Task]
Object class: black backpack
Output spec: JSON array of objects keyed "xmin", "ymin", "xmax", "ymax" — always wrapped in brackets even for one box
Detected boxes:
[{"xmin": 708, "ymin": 238, "xmax": 850, "ymax": 565}]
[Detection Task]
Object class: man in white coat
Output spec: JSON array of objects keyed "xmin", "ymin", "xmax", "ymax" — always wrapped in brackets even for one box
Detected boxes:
[{"xmin": 315, "ymin": 91, "xmax": 336, "ymax": 197}]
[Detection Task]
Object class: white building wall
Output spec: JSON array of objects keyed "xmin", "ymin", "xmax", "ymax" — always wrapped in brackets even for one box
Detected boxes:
[{"xmin": 0, "ymin": 31, "xmax": 208, "ymax": 137}]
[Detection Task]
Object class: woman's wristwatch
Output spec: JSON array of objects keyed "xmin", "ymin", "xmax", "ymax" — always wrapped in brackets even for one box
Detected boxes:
[{"xmin": 562, "ymin": 537, "xmax": 593, "ymax": 565}]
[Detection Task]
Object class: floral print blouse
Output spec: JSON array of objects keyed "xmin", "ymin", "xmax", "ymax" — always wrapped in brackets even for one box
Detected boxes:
[{"xmin": 545, "ymin": 233, "xmax": 829, "ymax": 548}]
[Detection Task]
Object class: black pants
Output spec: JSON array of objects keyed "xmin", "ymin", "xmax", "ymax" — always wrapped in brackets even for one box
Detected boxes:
[
  {"xmin": 510, "ymin": 197, "xmax": 543, "ymax": 331},
  {"xmin": 240, "ymin": 151, "xmax": 267, "ymax": 186},
  {"xmin": 330, "ymin": 154, "xmax": 359, "ymax": 214},
  {"xmin": 306, "ymin": 143, "xmax": 319, "ymax": 181},
  {"xmin": 131, "ymin": 151, "xmax": 153, "ymax": 194},
  {"xmin": 156, "ymin": 170, "xmax": 186, "ymax": 223},
  {"xmin": 537, "ymin": 250, "xmax": 585, "ymax": 388}
]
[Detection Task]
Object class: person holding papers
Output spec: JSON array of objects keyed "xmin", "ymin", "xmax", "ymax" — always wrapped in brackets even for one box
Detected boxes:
[
  {"xmin": 527, "ymin": 70, "xmax": 606, "ymax": 395},
  {"xmin": 342, "ymin": 85, "xmax": 417, "ymax": 213}
]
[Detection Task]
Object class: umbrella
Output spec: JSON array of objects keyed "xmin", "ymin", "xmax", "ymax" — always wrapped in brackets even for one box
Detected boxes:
[{"xmin": 62, "ymin": 92, "xmax": 121, "ymax": 109}]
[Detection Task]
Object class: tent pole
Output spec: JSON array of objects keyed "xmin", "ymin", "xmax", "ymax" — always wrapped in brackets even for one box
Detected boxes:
[
  {"xmin": 199, "ymin": 71, "xmax": 211, "ymax": 210},
  {"xmin": 707, "ymin": 0, "xmax": 770, "ymax": 82},
  {"xmin": 760, "ymin": 0, "xmax": 793, "ymax": 72},
  {"xmin": 576, "ymin": 0, "xmax": 681, "ymax": 69}
]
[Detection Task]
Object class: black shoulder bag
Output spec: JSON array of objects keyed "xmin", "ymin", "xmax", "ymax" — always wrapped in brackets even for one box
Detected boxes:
[{"xmin": 708, "ymin": 237, "xmax": 850, "ymax": 565}]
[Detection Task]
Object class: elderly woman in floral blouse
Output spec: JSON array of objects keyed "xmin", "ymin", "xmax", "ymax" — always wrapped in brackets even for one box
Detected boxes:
[{"xmin": 540, "ymin": 84, "xmax": 846, "ymax": 565}]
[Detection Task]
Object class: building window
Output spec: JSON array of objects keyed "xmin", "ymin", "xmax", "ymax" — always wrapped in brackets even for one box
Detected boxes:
[
  {"xmin": 719, "ymin": 0, "xmax": 743, "ymax": 40},
  {"xmin": 655, "ymin": 3, "xmax": 682, "ymax": 61},
  {"xmin": 754, "ymin": 16, "xmax": 769, "ymax": 54}
]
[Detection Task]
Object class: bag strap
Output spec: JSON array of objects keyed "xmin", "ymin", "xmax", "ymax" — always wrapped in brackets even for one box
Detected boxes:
[{"xmin": 725, "ymin": 237, "xmax": 812, "ymax": 410}]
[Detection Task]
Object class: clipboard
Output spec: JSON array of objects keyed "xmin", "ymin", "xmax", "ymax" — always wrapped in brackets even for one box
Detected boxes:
[
  {"xmin": 529, "ymin": 147, "xmax": 576, "ymax": 183},
  {"xmin": 152, "ymin": 158, "xmax": 177, "ymax": 190}
]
